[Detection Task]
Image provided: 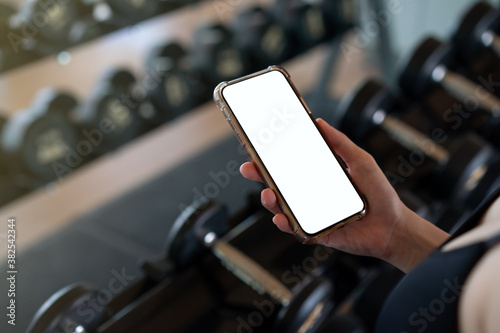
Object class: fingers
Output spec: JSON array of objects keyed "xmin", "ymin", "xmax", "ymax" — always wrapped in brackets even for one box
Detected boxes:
[
  {"xmin": 316, "ymin": 118, "xmax": 367, "ymax": 166},
  {"xmin": 261, "ymin": 189, "xmax": 293, "ymax": 234},
  {"xmin": 261, "ymin": 188, "xmax": 280, "ymax": 214},
  {"xmin": 240, "ymin": 162, "xmax": 263, "ymax": 183},
  {"xmin": 240, "ymin": 163, "xmax": 291, "ymax": 233},
  {"xmin": 238, "ymin": 119, "xmax": 366, "ymax": 238},
  {"xmin": 273, "ymin": 214, "xmax": 293, "ymax": 233}
]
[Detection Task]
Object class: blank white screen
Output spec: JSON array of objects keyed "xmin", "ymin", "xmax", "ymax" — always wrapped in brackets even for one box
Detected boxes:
[{"xmin": 222, "ymin": 70, "xmax": 364, "ymax": 234}]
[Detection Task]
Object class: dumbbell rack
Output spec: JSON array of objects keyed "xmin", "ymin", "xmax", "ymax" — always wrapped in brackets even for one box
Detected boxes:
[
  {"xmin": 0, "ymin": 0, "xmax": 376, "ymax": 262},
  {"xmin": 3, "ymin": 1, "xmax": 499, "ymax": 332},
  {"xmin": 0, "ymin": 0, "xmax": 199, "ymax": 73},
  {"xmin": 0, "ymin": 0, "xmax": 270, "ymax": 247},
  {"xmin": 83, "ymin": 205, "xmax": 365, "ymax": 333},
  {"xmin": 0, "ymin": 1, "xmax": 381, "ymax": 331}
]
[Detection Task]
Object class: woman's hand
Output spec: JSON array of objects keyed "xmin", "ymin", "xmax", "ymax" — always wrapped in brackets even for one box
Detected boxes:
[{"xmin": 240, "ymin": 119, "xmax": 449, "ymax": 272}]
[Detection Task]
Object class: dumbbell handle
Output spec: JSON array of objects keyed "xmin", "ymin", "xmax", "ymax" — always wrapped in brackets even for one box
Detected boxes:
[
  {"xmin": 432, "ymin": 65, "xmax": 500, "ymax": 115},
  {"xmin": 482, "ymin": 30, "xmax": 500, "ymax": 58},
  {"xmin": 203, "ymin": 231, "xmax": 293, "ymax": 306},
  {"xmin": 375, "ymin": 111, "xmax": 450, "ymax": 164}
]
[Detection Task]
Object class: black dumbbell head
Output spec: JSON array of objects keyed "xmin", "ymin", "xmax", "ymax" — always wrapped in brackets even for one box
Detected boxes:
[
  {"xmin": 437, "ymin": 132, "xmax": 496, "ymax": 199},
  {"xmin": 100, "ymin": 67, "xmax": 136, "ymax": 92},
  {"xmin": 335, "ymin": 79, "xmax": 395, "ymax": 143},
  {"xmin": 272, "ymin": 0, "xmax": 311, "ymax": 49},
  {"xmin": 295, "ymin": 2, "xmax": 331, "ymax": 45},
  {"xmin": 146, "ymin": 41, "xmax": 187, "ymax": 72},
  {"xmin": 74, "ymin": 68, "xmax": 143, "ymax": 153},
  {"xmin": 453, "ymin": 2, "xmax": 500, "ymax": 61},
  {"xmin": 398, "ymin": 37, "xmax": 454, "ymax": 98},
  {"xmin": 274, "ymin": 276, "xmax": 334, "ymax": 333},
  {"xmin": 94, "ymin": 94, "xmax": 137, "ymax": 136},
  {"xmin": 233, "ymin": 6, "xmax": 293, "ymax": 67},
  {"xmin": 445, "ymin": 133, "xmax": 500, "ymax": 206},
  {"xmin": 0, "ymin": 4, "xmax": 15, "ymax": 48},
  {"xmin": 22, "ymin": 0, "xmax": 79, "ymax": 43},
  {"xmin": 149, "ymin": 68, "xmax": 198, "ymax": 120},
  {"xmin": 272, "ymin": 0, "xmax": 338, "ymax": 51},
  {"xmin": 31, "ymin": 88, "xmax": 78, "ymax": 117},
  {"xmin": 166, "ymin": 199, "xmax": 229, "ymax": 268},
  {"xmin": 146, "ymin": 41, "xmax": 199, "ymax": 119},
  {"xmin": 2, "ymin": 90, "xmax": 79, "ymax": 181},
  {"xmin": 26, "ymin": 283, "xmax": 108, "ymax": 333},
  {"xmin": 191, "ymin": 22, "xmax": 250, "ymax": 84},
  {"xmin": 2, "ymin": 108, "xmax": 79, "ymax": 180},
  {"xmin": 467, "ymin": 156, "xmax": 500, "ymax": 207},
  {"xmin": 193, "ymin": 22, "xmax": 232, "ymax": 48},
  {"xmin": 105, "ymin": 0, "xmax": 158, "ymax": 18},
  {"xmin": 87, "ymin": 67, "xmax": 137, "ymax": 118}
]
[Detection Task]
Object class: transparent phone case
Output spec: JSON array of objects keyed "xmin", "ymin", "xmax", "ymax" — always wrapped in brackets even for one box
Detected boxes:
[{"xmin": 214, "ymin": 66, "xmax": 367, "ymax": 244}]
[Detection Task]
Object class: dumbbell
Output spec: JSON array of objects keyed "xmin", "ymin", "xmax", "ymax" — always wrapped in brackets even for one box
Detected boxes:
[
  {"xmin": 271, "ymin": 0, "xmax": 341, "ymax": 52},
  {"xmin": 399, "ymin": 37, "xmax": 500, "ymax": 115},
  {"xmin": 104, "ymin": 0, "xmax": 158, "ymax": 22},
  {"xmin": 0, "ymin": 4, "xmax": 29, "ymax": 70},
  {"xmin": 335, "ymin": 79, "xmax": 500, "ymax": 207},
  {"xmin": 453, "ymin": 2, "xmax": 500, "ymax": 62},
  {"xmin": 190, "ymin": 22, "xmax": 251, "ymax": 88},
  {"xmin": 166, "ymin": 199, "xmax": 335, "ymax": 333},
  {"xmin": 12, "ymin": 0, "xmax": 79, "ymax": 48},
  {"xmin": 0, "ymin": 4, "xmax": 42, "ymax": 71},
  {"xmin": 67, "ymin": 1, "xmax": 110, "ymax": 44},
  {"xmin": 318, "ymin": 271, "xmax": 385, "ymax": 333},
  {"xmin": 0, "ymin": 115, "xmax": 30, "ymax": 206},
  {"xmin": 145, "ymin": 41, "xmax": 203, "ymax": 124},
  {"xmin": 27, "ymin": 283, "xmax": 109, "ymax": 333},
  {"xmin": 1, "ymin": 89, "xmax": 80, "ymax": 183},
  {"xmin": 232, "ymin": 6, "xmax": 294, "ymax": 70},
  {"xmin": 0, "ymin": 4, "xmax": 15, "ymax": 50},
  {"xmin": 74, "ymin": 68, "xmax": 144, "ymax": 156},
  {"xmin": 26, "ymin": 196, "xmax": 257, "ymax": 333},
  {"xmin": 71, "ymin": 0, "xmax": 158, "ymax": 39}
]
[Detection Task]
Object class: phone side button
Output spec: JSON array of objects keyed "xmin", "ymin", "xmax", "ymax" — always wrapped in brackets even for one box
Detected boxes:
[
  {"xmin": 235, "ymin": 132, "xmax": 246, "ymax": 148},
  {"xmin": 227, "ymin": 121, "xmax": 246, "ymax": 147},
  {"xmin": 228, "ymin": 120, "xmax": 237, "ymax": 131},
  {"xmin": 221, "ymin": 107, "xmax": 230, "ymax": 119}
]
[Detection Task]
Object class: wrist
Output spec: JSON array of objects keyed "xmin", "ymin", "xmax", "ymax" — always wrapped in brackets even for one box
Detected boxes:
[{"xmin": 383, "ymin": 207, "xmax": 450, "ymax": 273}]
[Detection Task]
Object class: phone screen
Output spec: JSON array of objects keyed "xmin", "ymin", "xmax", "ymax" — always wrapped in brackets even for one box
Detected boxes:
[{"xmin": 221, "ymin": 70, "xmax": 365, "ymax": 235}]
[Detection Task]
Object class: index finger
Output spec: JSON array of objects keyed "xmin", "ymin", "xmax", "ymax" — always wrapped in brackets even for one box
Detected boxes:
[{"xmin": 240, "ymin": 162, "xmax": 263, "ymax": 183}]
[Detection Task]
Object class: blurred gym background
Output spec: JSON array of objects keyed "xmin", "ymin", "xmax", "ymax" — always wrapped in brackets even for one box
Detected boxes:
[{"xmin": 0, "ymin": 0, "xmax": 499, "ymax": 332}]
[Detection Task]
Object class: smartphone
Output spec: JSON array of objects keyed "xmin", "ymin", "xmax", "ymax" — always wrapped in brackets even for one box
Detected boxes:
[{"xmin": 214, "ymin": 66, "xmax": 366, "ymax": 243}]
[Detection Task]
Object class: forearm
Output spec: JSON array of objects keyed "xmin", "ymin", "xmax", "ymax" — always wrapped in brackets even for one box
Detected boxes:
[{"xmin": 383, "ymin": 207, "xmax": 450, "ymax": 273}]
